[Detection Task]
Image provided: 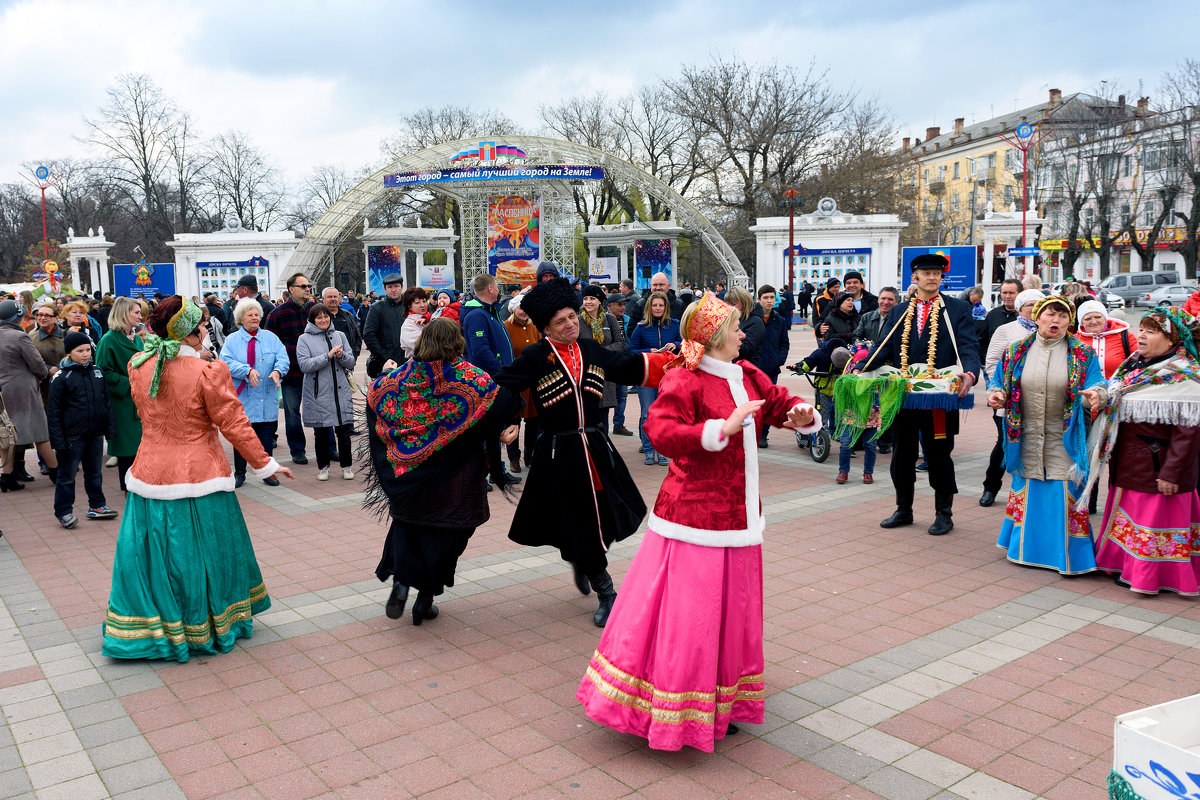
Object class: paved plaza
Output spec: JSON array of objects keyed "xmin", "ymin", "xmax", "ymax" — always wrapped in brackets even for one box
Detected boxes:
[{"xmin": 2, "ymin": 325, "xmax": 1199, "ymax": 800}]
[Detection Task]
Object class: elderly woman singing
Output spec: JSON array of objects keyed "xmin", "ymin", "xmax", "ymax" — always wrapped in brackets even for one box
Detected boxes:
[{"xmin": 987, "ymin": 295, "xmax": 1107, "ymax": 575}]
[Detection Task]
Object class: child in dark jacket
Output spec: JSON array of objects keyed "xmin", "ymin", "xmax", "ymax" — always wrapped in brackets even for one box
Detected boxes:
[{"xmin": 48, "ymin": 332, "xmax": 117, "ymax": 529}]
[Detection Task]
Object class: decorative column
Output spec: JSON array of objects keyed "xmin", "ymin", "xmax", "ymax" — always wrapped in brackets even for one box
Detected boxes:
[
  {"xmin": 415, "ymin": 249, "xmax": 425, "ymax": 287},
  {"xmin": 69, "ymin": 256, "xmax": 82, "ymax": 292},
  {"xmin": 98, "ymin": 254, "xmax": 111, "ymax": 294},
  {"xmin": 617, "ymin": 245, "xmax": 627, "ymax": 284},
  {"xmin": 980, "ymin": 231, "xmax": 995, "ymax": 286},
  {"xmin": 87, "ymin": 259, "xmax": 100, "ymax": 295},
  {"xmin": 631, "ymin": 244, "xmax": 638, "ymax": 288},
  {"xmin": 670, "ymin": 239, "xmax": 678, "ymax": 281}
]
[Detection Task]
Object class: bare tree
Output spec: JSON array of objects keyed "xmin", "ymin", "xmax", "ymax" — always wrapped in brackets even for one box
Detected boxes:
[
  {"xmin": 614, "ymin": 84, "xmax": 704, "ymax": 220},
  {"xmin": 1159, "ymin": 59, "xmax": 1200, "ymax": 279},
  {"xmin": 167, "ymin": 111, "xmax": 210, "ymax": 235},
  {"xmin": 380, "ymin": 104, "xmax": 522, "ymax": 160},
  {"xmin": 204, "ymin": 131, "xmax": 285, "ymax": 231},
  {"xmin": 801, "ymin": 98, "xmax": 905, "ymax": 215},
  {"xmin": 539, "ymin": 92, "xmax": 625, "ymax": 228},
  {"xmin": 0, "ymin": 182, "xmax": 38, "ymax": 280},
  {"xmin": 285, "ymin": 163, "xmax": 357, "ymax": 233}
]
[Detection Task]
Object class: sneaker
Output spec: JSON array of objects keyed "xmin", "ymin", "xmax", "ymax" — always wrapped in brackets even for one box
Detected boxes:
[
  {"xmin": 105, "ymin": 455, "xmax": 118, "ymax": 468},
  {"xmin": 342, "ymin": 468, "xmax": 354, "ymax": 480},
  {"xmin": 644, "ymin": 453, "xmax": 656, "ymax": 465},
  {"xmin": 59, "ymin": 514, "xmax": 79, "ymax": 529},
  {"xmin": 612, "ymin": 425, "xmax": 634, "ymax": 437},
  {"xmin": 317, "ymin": 467, "xmax": 330, "ymax": 481},
  {"xmin": 87, "ymin": 506, "xmax": 119, "ymax": 520},
  {"xmin": 916, "ymin": 460, "xmax": 929, "ymax": 471},
  {"xmin": 656, "ymin": 454, "xmax": 669, "ymax": 466}
]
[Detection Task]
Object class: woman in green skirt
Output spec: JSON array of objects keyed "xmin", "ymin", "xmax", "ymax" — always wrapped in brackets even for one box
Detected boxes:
[{"xmin": 102, "ymin": 296, "xmax": 294, "ymax": 662}]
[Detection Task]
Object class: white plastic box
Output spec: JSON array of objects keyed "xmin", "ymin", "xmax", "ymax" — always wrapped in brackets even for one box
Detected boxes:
[{"xmin": 1113, "ymin": 694, "xmax": 1200, "ymax": 799}]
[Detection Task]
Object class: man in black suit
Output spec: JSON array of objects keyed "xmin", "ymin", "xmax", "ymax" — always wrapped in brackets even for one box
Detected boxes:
[{"xmin": 860, "ymin": 254, "xmax": 981, "ymax": 535}]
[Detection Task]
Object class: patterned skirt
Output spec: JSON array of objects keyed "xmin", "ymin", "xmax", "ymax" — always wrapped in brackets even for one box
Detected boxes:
[
  {"xmin": 576, "ymin": 530, "xmax": 764, "ymax": 752},
  {"xmin": 998, "ymin": 475, "xmax": 1097, "ymax": 575},
  {"xmin": 103, "ymin": 491, "xmax": 271, "ymax": 661},
  {"xmin": 1095, "ymin": 487, "xmax": 1200, "ymax": 596}
]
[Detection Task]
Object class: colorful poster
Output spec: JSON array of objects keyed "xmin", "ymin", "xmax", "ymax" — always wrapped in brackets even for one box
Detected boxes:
[
  {"xmin": 634, "ymin": 239, "xmax": 672, "ymax": 290},
  {"xmin": 195, "ymin": 257, "xmax": 267, "ymax": 297},
  {"xmin": 784, "ymin": 247, "xmax": 870, "ymax": 292},
  {"xmin": 367, "ymin": 246, "xmax": 405, "ymax": 295},
  {"xmin": 419, "ymin": 263, "xmax": 454, "ymax": 292},
  {"xmin": 113, "ymin": 261, "xmax": 176, "ymax": 298},
  {"xmin": 901, "ymin": 246, "xmax": 976, "ymax": 293},
  {"xmin": 487, "ymin": 196, "xmax": 540, "ymax": 284},
  {"xmin": 588, "ymin": 257, "xmax": 616, "ymax": 283}
]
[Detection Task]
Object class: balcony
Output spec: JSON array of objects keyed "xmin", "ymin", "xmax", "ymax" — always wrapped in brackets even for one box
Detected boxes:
[
  {"xmin": 929, "ymin": 180, "xmax": 945, "ymax": 194},
  {"xmin": 974, "ymin": 167, "xmax": 998, "ymax": 184}
]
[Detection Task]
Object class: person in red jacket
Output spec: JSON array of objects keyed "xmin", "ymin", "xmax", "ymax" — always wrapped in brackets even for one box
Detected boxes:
[
  {"xmin": 1184, "ymin": 288, "xmax": 1200, "ymax": 319},
  {"xmin": 577, "ymin": 292, "xmax": 820, "ymax": 752}
]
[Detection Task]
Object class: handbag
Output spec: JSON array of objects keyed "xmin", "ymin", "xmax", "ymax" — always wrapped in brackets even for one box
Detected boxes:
[{"xmin": 0, "ymin": 391, "xmax": 18, "ymax": 453}]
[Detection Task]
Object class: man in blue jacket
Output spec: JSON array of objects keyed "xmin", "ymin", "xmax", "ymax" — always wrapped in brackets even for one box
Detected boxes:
[{"xmin": 461, "ymin": 273, "xmax": 520, "ymax": 485}]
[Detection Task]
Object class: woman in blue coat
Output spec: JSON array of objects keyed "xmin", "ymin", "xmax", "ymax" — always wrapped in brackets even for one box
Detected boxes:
[
  {"xmin": 627, "ymin": 290, "xmax": 681, "ymax": 465},
  {"xmin": 220, "ymin": 298, "xmax": 289, "ymax": 487}
]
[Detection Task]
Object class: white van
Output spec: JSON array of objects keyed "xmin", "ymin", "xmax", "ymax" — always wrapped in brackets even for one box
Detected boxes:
[{"xmin": 1098, "ymin": 270, "xmax": 1181, "ymax": 305}]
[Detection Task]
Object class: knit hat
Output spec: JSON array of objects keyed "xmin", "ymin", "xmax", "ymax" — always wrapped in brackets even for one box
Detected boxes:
[
  {"xmin": 64, "ymin": 331, "xmax": 92, "ymax": 353},
  {"xmin": 825, "ymin": 277, "xmax": 841, "ymax": 289},
  {"xmin": 1076, "ymin": 300, "xmax": 1108, "ymax": 322},
  {"xmin": 581, "ymin": 284, "xmax": 606, "ymax": 302},
  {"xmin": 1015, "ymin": 289, "xmax": 1043, "ymax": 313},
  {"xmin": 843, "ymin": 270, "xmax": 864, "ymax": 284},
  {"xmin": 521, "ymin": 278, "xmax": 580, "ymax": 330},
  {"xmin": 236, "ymin": 274, "xmax": 258, "ymax": 290},
  {"xmin": 0, "ymin": 299, "xmax": 21, "ymax": 323}
]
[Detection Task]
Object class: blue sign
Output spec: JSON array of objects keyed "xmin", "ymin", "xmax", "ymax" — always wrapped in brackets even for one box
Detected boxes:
[
  {"xmin": 384, "ymin": 165, "xmax": 605, "ymax": 187},
  {"xmin": 1009, "ymin": 247, "xmax": 1040, "ymax": 256},
  {"xmin": 113, "ymin": 262, "xmax": 176, "ymax": 299},
  {"xmin": 902, "ymin": 246, "xmax": 976, "ymax": 293},
  {"xmin": 1015, "ymin": 123, "xmax": 1033, "ymax": 139},
  {"xmin": 35, "ymin": 165, "xmax": 49, "ymax": 181}
]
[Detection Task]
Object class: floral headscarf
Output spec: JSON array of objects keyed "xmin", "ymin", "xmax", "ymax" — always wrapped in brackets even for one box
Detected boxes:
[{"xmin": 130, "ymin": 296, "xmax": 204, "ymax": 398}]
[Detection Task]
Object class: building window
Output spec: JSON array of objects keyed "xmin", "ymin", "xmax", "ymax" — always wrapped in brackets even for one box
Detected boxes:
[
  {"xmin": 1005, "ymin": 148, "xmax": 1015, "ymax": 171},
  {"xmin": 1004, "ymin": 185, "xmax": 1013, "ymax": 206},
  {"xmin": 923, "ymin": 169, "xmax": 929, "ymax": 184},
  {"xmin": 1084, "ymin": 208, "xmax": 1095, "ymax": 229},
  {"xmin": 936, "ymin": 197, "xmax": 943, "ymax": 214},
  {"xmin": 950, "ymin": 226, "xmax": 959, "ymax": 244},
  {"xmin": 953, "ymin": 161, "xmax": 960, "ymax": 179},
  {"xmin": 936, "ymin": 165, "xmax": 946, "ymax": 182},
  {"xmin": 1144, "ymin": 201, "xmax": 1157, "ymax": 226},
  {"xmin": 1123, "ymin": 155, "xmax": 1132, "ymax": 177},
  {"xmin": 951, "ymin": 193, "xmax": 959, "ymax": 212},
  {"xmin": 923, "ymin": 198, "xmax": 930, "ymax": 213}
]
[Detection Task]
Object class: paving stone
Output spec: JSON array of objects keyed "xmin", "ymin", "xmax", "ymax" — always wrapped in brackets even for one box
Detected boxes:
[
  {"xmin": 807, "ymin": 742, "xmax": 888, "ymax": 782},
  {"xmin": 75, "ymin": 716, "xmax": 142, "ymax": 749},
  {"xmin": 788, "ymin": 679, "xmax": 853, "ymax": 709},
  {"xmin": 894, "ymin": 749, "xmax": 974, "ymax": 788},
  {"xmin": 859, "ymin": 765, "xmax": 942, "ymax": 800},
  {"xmin": 950, "ymin": 772, "xmax": 1036, "ymax": 800},
  {"xmin": 99, "ymin": 757, "xmax": 172, "ymax": 794}
]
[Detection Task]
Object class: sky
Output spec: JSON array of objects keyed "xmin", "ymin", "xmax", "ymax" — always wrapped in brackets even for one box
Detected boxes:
[{"xmin": 2, "ymin": 0, "xmax": 1196, "ymax": 193}]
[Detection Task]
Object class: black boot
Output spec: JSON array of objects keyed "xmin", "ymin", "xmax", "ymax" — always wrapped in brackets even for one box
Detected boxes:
[
  {"xmin": 880, "ymin": 508, "xmax": 912, "ymax": 528},
  {"xmin": 1, "ymin": 473, "xmax": 25, "ymax": 492},
  {"xmin": 589, "ymin": 570, "xmax": 617, "ymax": 627},
  {"xmin": 571, "ymin": 562, "xmax": 591, "ymax": 596},
  {"xmin": 928, "ymin": 493, "xmax": 954, "ymax": 535},
  {"xmin": 385, "ymin": 582, "xmax": 409, "ymax": 619},
  {"xmin": 412, "ymin": 592, "xmax": 439, "ymax": 626}
]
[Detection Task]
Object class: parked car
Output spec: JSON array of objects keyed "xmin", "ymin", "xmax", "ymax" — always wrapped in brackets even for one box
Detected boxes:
[
  {"xmin": 1097, "ymin": 289, "xmax": 1126, "ymax": 310},
  {"xmin": 1136, "ymin": 284, "xmax": 1198, "ymax": 308},
  {"xmin": 1098, "ymin": 270, "xmax": 1181, "ymax": 305}
]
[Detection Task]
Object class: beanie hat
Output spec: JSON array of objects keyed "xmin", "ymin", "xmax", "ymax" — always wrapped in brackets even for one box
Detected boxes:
[
  {"xmin": 64, "ymin": 331, "xmax": 92, "ymax": 353},
  {"xmin": 1015, "ymin": 289, "xmax": 1043, "ymax": 313},
  {"xmin": 843, "ymin": 270, "xmax": 863, "ymax": 284},
  {"xmin": 581, "ymin": 284, "xmax": 606, "ymax": 302},
  {"xmin": 0, "ymin": 299, "xmax": 21, "ymax": 323},
  {"xmin": 1076, "ymin": 299, "xmax": 1108, "ymax": 322}
]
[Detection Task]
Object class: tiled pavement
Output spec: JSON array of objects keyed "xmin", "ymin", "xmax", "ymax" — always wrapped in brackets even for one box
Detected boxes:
[{"xmin": 3, "ymin": 326, "xmax": 1200, "ymax": 799}]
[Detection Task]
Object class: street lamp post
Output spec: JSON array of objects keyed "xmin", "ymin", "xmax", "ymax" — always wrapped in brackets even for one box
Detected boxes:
[
  {"xmin": 999, "ymin": 123, "xmax": 1049, "ymax": 277},
  {"xmin": 780, "ymin": 189, "xmax": 803, "ymax": 291}
]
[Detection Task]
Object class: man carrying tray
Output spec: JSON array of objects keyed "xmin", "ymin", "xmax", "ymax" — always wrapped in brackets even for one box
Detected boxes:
[{"xmin": 853, "ymin": 253, "xmax": 981, "ymax": 535}]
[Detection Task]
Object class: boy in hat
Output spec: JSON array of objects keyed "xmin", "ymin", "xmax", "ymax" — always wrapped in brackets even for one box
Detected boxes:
[
  {"xmin": 48, "ymin": 332, "xmax": 117, "ymax": 528},
  {"xmin": 859, "ymin": 253, "xmax": 981, "ymax": 535}
]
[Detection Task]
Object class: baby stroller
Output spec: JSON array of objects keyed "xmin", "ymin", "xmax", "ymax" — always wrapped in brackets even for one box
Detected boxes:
[{"xmin": 786, "ymin": 337, "xmax": 852, "ymax": 463}]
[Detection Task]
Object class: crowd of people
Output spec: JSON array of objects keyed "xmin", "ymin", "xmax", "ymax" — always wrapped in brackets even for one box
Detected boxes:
[{"xmin": 3, "ymin": 255, "xmax": 1200, "ymax": 756}]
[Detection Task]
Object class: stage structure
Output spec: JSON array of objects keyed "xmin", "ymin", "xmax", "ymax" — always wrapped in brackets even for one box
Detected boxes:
[
  {"xmin": 583, "ymin": 220, "xmax": 685, "ymax": 289},
  {"xmin": 359, "ymin": 218, "xmax": 459, "ymax": 294},
  {"xmin": 288, "ymin": 136, "xmax": 748, "ymax": 290}
]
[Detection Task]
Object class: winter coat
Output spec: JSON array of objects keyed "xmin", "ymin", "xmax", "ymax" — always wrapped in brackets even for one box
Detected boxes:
[
  {"xmin": 220, "ymin": 326, "xmax": 290, "ymax": 424},
  {"xmin": 94, "ymin": 328, "xmax": 144, "ymax": 457},
  {"xmin": 29, "ymin": 326, "xmax": 65, "ymax": 408},
  {"xmin": 628, "ymin": 315, "xmax": 682, "ymax": 354},
  {"xmin": 850, "ymin": 290, "xmax": 878, "ymax": 316},
  {"xmin": 503, "ymin": 316, "xmax": 542, "ymax": 419},
  {"xmin": 297, "ymin": 323, "xmax": 356, "ymax": 428},
  {"xmin": 1110, "ymin": 420, "xmax": 1200, "ymax": 494},
  {"xmin": 47, "ymin": 358, "xmax": 114, "ymax": 451},
  {"xmin": 400, "ymin": 313, "xmax": 427, "ymax": 360},
  {"xmin": 813, "ymin": 289, "xmax": 837, "ymax": 324},
  {"xmin": 853, "ymin": 309, "xmax": 888, "ymax": 344},
  {"xmin": 363, "ymin": 296, "xmax": 408, "ymax": 376},
  {"xmin": 578, "ymin": 311, "xmax": 627, "ymax": 408},
  {"xmin": 821, "ymin": 310, "xmax": 858, "ymax": 343},
  {"xmin": 0, "ymin": 322, "xmax": 49, "ymax": 444},
  {"xmin": 330, "ymin": 308, "xmax": 362, "ymax": 357},
  {"xmin": 1079, "ymin": 318, "xmax": 1134, "ymax": 380},
  {"xmin": 264, "ymin": 299, "xmax": 314, "ymax": 387},
  {"xmin": 737, "ymin": 312, "xmax": 766, "ymax": 365},
  {"xmin": 753, "ymin": 305, "xmax": 790, "ymax": 376},
  {"xmin": 460, "ymin": 298, "xmax": 514, "ymax": 376},
  {"xmin": 1184, "ymin": 291, "xmax": 1200, "ymax": 319}
]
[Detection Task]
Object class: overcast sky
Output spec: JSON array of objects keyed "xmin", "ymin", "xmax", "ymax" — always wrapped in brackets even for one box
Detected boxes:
[{"xmin": 2, "ymin": 0, "xmax": 1195, "ymax": 191}]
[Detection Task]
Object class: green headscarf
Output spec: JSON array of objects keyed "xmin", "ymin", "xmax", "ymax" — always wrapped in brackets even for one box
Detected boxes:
[{"xmin": 130, "ymin": 296, "xmax": 205, "ymax": 398}]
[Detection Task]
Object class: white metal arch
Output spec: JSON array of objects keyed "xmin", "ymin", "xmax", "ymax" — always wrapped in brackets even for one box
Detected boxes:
[{"xmin": 287, "ymin": 135, "xmax": 748, "ymax": 288}]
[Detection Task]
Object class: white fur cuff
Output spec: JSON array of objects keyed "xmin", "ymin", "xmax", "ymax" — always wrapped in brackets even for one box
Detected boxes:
[
  {"xmin": 701, "ymin": 419, "xmax": 729, "ymax": 452},
  {"xmin": 250, "ymin": 457, "xmax": 280, "ymax": 479},
  {"xmin": 791, "ymin": 403, "xmax": 823, "ymax": 434}
]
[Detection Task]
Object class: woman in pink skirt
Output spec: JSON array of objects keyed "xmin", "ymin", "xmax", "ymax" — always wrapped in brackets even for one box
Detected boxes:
[
  {"xmin": 1084, "ymin": 305, "xmax": 1200, "ymax": 596},
  {"xmin": 577, "ymin": 292, "xmax": 820, "ymax": 751}
]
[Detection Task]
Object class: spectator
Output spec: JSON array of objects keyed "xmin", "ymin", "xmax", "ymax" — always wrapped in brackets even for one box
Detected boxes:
[
  {"xmin": 430, "ymin": 288, "xmax": 461, "ymax": 323},
  {"xmin": 222, "ymin": 274, "xmax": 273, "ymax": 335},
  {"xmin": 578, "ymin": 284, "xmax": 626, "ymax": 433},
  {"xmin": 297, "ymin": 305, "xmax": 357, "ymax": 481},
  {"xmin": 819, "ymin": 293, "xmax": 859, "ymax": 342},
  {"xmin": 841, "ymin": 271, "xmax": 877, "ymax": 315},
  {"xmin": 606, "ymin": 293, "xmax": 634, "ymax": 436},
  {"xmin": 204, "ymin": 294, "xmax": 227, "ymax": 331},
  {"xmin": 95, "ymin": 295, "xmax": 114, "ymax": 331},
  {"xmin": 778, "ymin": 283, "xmax": 795, "ymax": 328},
  {"xmin": 812, "ymin": 278, "xmax": 842, "ymax": 325},
  {"xmin": 752, "ymin": 284, "xmax": 791, "ymax": 448},
  {"xmin": 399, "ymin": 287, "xmax": 430, "ymax": 360},
  {"xmin": 797, "ymin": 281, "xmax": 814, "ymax": 321},
  {"xmin": 502, "ymin": 293, "xmax": 541, "ymax": 472},
  {"xmin": 649, "ymin": 272, "xmax": 685, "ymax": 319},
  {"xmin": 220, "ymin": 299, "xmax": 288, "ymax": 488},
  {"xmin": 321, "ymin": 287, "xmax": 362, "ymax": 357},
  {"xmin": 854, "ymin": 286, "xmax": 899, "ymax": 344},
  {"xmin": 462, "ymin": 273, "xmax": 519, "ymax": 484},
  {"xmin": 362, "ymin": 273, "xmax": 406, "ymax": 378},
  {"xmin": 265, "ymin": 273, "xmax": 315, "ymax": 464},
  {"xmin": 357, "ymin": 294, "xmax": 372, "ymax": 333},
  {"xmin": 980, "ymin": 279, "xmax": 1021, "ymax": 362},
  {"xmin": 724, "ymin": 287, "xmax": 764, "ymax": 365},
  {"xmin": 28, "ymin": 302, "xmax": 65, "ymax": 411},
  {"xmin": 48, "ymin": 332, "xmax": 117, "ymax": 528},
  {"xmin": 0, "ymin": 300, "xmax": 58, "ymax": 491},
  {"xmin": 61, "ymin": 301, "xmax": 102, "ymax": 346},
  {"xmin": 627, "ymin": 290, "xmax": 680, "ymax": 465},
  {"xmin": 94, "ymin": 297, "xmax": 145, "ymax": 492}
]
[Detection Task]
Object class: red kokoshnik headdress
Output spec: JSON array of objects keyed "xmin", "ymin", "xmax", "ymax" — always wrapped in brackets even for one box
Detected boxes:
[{"xmin": 675, "ymin": 292, "xmax": 736, "ymax": 371}]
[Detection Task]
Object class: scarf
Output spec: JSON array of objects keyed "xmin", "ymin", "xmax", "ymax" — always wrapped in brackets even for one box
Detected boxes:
[
  {"xmin": 581, "ymin": 309, "xmax": 605, "ymax": 343},
  {"xmin": 129, "ymin": 296, "xmax": 204, "ymax": 398},
  {"xmin": 1017, "ymin": 315, "xmax": 1037, "ymax": 333},
  {"xmin": 997, "ymin": 333, "xmax": 1095, "ymax": 481},
  {"xmin": 368, "ymin": 358, "xmax": 497, "ymax": 476}
]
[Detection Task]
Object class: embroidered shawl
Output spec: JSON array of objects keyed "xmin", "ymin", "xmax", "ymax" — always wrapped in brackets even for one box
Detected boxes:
[
  {"xmin": 368, "ymin": 358, "xmax": 498, "ymax": 476},
  {"xmin": 996, "ymin": 333, "xmax": 1100, "ymax": 481}
]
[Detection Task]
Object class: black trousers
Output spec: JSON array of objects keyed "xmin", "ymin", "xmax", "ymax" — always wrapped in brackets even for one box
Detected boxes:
[
  {"xmin": 506, "ymin": 418, "xmax": 540, "ymax": 465},
  {"xmin": 315, "ymin": 424, "xmax": 353, "ymax": 469},
  {"xmin": 890, "ymin": 409, "xmax": 958, "ymax": 511},
  {"xmin": 982, "ymin": 414, "xmax": 1007, "ymax": 494},
  {"xmin": 234, "ymin": 421, "xmax": 276, "ymax": 477}
]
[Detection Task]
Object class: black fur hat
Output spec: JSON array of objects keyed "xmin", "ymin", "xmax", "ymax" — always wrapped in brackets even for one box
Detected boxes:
[{"xmin": 522, "ymin": 277, "xmax": 581, "ymax": 330}]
